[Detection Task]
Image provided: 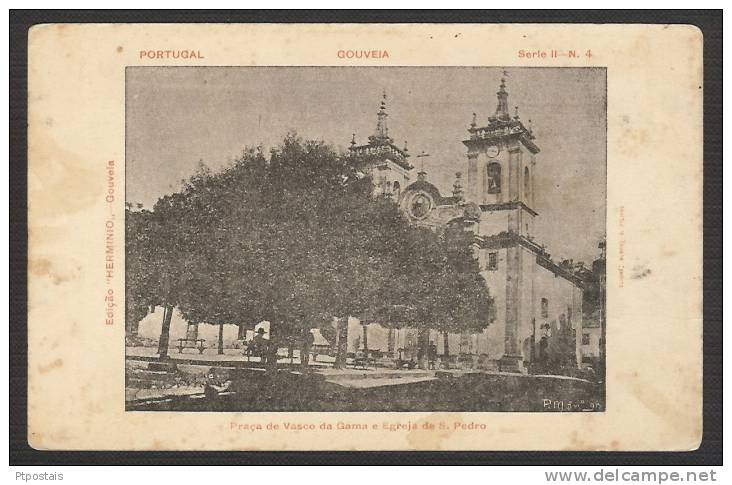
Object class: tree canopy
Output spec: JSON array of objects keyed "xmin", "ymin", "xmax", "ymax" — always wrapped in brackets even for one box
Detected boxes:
[{"xmin": 126, "ymin": 134, "xmax": 494, "ymax": 359}]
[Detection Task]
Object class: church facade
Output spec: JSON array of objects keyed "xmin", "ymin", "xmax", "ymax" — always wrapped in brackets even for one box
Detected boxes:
[{"xmin": 348, "ymin": 76, "xmax": 584, "ymax": 373}]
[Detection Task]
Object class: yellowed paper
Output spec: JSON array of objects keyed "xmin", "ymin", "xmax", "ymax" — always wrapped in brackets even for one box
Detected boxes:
[{"xmin": 28, "ymin": 23, "xmax": 702, "ymax": 451}]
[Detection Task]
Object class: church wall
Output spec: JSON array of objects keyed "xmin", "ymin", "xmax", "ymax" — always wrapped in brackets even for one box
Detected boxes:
[
  {"xmin": 467, "ymin": 244, "xmax": 584, "ymax": 370},
  {"xmin": 477, "ymin": 208, "xmax": 535, "ymax": 238},
  {"xmin": 476, "ymin": 247, "xmax": 508, "ymax": 360},
  {"xmin": 526, "ymin": 154, "xmax": 536, "ymax": 208},
  {"xmin": 572, "ymin": 285, "xmax": 584, "ymax": 366},
  {"xmin": 520, "ymin": 253, "xmax": 583, "ymax": 367},
  {"xmin": 518, "ymin": 246, "xmax": 537, "ymax": 365},
  {"xmin": 580, "ymin": 325, "xmax": 602, "ymax": 365},
  {"xmin": 477, "ymin": 210, "xmax": 509, "ymax": 237},
  {"xmin": 508, "ymin": 148, "xmax": 521, "ymax": 202}
]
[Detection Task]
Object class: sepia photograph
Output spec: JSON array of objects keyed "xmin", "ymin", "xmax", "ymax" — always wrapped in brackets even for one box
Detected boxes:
[
  {"xmin": 17, "ymin": 14, "xmax": 715, "ymax": 460},
  {"xmin": 124, "ymin": 66, "xmax": 607, "ymax": 412}
]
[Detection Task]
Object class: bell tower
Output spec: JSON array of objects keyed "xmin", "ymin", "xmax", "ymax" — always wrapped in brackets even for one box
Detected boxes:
[
  {"xmin": 463, "ymin": 72, "xmax": 543, "ymax": 373},
  {"xmin": 349, "ymin": 91, "xmax": 413, "ymax": 198},
  {"xmin": 462, "ymin": 71, "xmax": 540, "ymax": 237}
]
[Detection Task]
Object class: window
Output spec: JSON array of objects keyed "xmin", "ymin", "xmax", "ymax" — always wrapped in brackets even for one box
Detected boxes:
[
  {"xmin": 582, "ymin": 333, "xmax": 591, "ymax": 346},
  {"xmin": 541, "ymin": 298, "xmax": 549, "ymax": 319},
  {"xmin": 393, "ymin": 181, "xmax": 400, "ymax": 198},
  {"xmin": 486, "ymin": 163, "xmax": 501, "ymax": 194},
  {"xmin": 524, "ymin": 166, "xmax": 530, "ymax": 198},
  {"xmin": 487, "ymin": 252, "xmax": 498, "ymax": 271}
]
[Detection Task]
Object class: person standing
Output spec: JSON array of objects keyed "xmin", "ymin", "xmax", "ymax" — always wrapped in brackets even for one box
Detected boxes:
[{"xmin": 252, "ymin": 328, "xmax": 267, "ymax": 363}]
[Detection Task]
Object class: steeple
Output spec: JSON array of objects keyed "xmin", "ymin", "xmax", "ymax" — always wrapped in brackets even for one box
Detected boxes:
[
  {"xmin": 374, "ymin": 90, "xmax": 389, "ymax": 140},
  {"xmin": 463, "ymin": 72, "xmax": 540, "ymax": 207},
  {"xmin": 465, "ymin": 71, "xmax": 538, "ymax": 154},
  {"xmin": 349, "ymin": 90, "xmax": 412, "ymax": 171},
  {"xmin": 495, "ymin": 70, "xmax": 510, "ymax": 120}
]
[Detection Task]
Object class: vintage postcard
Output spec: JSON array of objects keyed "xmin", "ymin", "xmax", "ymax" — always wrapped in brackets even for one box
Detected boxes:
[{"xmin": 27, "ymin": 23, "xmax": 702, "ymax": 450}]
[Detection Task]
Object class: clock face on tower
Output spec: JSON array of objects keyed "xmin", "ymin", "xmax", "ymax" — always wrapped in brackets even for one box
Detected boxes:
[
  {"xmin": 486, "ymin": 145, "xmax": 500, "ymax": 158},
  {"xmin": 409, "ymin": 192, "xmax": 432, "ymax": 219}
]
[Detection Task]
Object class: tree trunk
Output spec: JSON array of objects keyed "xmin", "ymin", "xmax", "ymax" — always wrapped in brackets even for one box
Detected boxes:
[
  {"xmin": 265, "ymin": 324, "xmax": 279, "ymax": 374},
  {"xmin": 442, "ymin": 331, "xmax": 450, "ymax": 356},
  {"xmin": 334, "ymin": 317, "xmax": 348, "ymax": 369},
  {"xmin": 238, "ymin": 323, "xmax": 247, "ymax": 340},
  {"xmin": 300, "ymin": 334, "xmax": 311, "ymax": 370},
  {"xmin": 362, "ymin": 324, "xmax": 369, "ymax": 352},
  {"xmin": 217, "ymin": 323, "xmax": 225, "ymax": 355},
  {"xmin": 157, "ymin": 304, "xmax": 173, "ymax": 359},
  {"xmin": 417, "ymin": 327, "xmax": 430, "ymax": 369},
  {"xmin": 333, "ymin": 319, "xmax": 340, "ymax": 363}
]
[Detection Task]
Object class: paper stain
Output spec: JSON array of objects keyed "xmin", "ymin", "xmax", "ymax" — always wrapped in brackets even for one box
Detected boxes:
[
  {"xmin": 29, "ymin": 122, "xmax": 102, "ymax": 219},
  {"xmin": 622, "ymin": 368, "xmax": 696, "ymax": 439},
  {"xmin": 630, "ymin": 264, "xmax": 652, "ymax": 280},
  {"xmin": 28, "ymin": 257, "xmax": 76, "ymax": 285},
  {"xmin": 619, "ymin": 126, "xmax": 650, "ymax": 157},
  {"xmin": 38, "ymin": 358, "xmax": 63, "ymax": 374},
  {"xmin": 562, "ymin": 432, "xmax": 622, "ymax": 452},
  {"xmin": 406, "ymin": 413, "xmax": 461, "ymax": 450}
]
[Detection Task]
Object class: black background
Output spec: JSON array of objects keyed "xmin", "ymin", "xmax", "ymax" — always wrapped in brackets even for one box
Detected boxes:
[{"xmin": 9, "ymin": 9, "xmax": 722, "ymax": 466}]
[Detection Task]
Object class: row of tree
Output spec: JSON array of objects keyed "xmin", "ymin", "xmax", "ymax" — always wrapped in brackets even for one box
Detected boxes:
[{"xmin": 126, "ymin": 134, "xmax": 494, "ymax": 368}]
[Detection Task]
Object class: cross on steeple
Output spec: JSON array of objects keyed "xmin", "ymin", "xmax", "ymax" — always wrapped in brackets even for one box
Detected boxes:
[{"xmin": 416, "ymin": 151, "xmax": 429, "ymax": 180}]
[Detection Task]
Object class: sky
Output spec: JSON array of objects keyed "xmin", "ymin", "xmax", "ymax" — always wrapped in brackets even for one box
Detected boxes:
[{"xmin": 126, "ymin": 67, "xmax": 606, "ymax": 264}]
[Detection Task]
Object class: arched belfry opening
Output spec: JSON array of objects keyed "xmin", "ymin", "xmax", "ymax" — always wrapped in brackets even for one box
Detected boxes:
[{"xmin": 486, "ymin": 162, "xmax": 501, "ymax": 194}]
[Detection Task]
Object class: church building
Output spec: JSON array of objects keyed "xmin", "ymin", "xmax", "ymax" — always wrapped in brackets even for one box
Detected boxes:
[{"xmin": 349, "ymin": 75, "xmax": 584, "ymax": 373}]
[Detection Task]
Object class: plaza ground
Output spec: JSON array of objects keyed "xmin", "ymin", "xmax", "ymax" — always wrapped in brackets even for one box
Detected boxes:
[{"xmin": 125, "ymin": 346, "xmax": 604, "ymax": 412}]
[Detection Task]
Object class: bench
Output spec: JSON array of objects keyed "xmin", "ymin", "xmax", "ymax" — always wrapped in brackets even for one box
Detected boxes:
[{"xmin": 176, "ymin": 338, "xmax": 206, "ymax": 354}]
